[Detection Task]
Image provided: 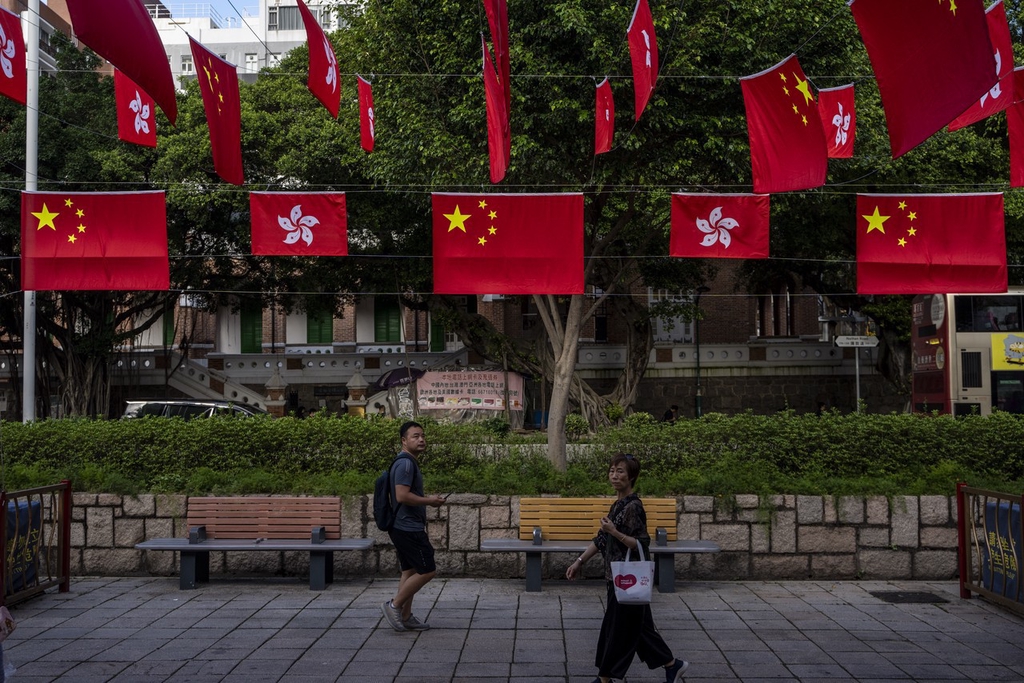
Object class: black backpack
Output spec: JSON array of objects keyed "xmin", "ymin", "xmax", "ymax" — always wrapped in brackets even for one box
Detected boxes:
[{"xmin": 373, "ymin": 453, "xmax": 415, "ymax": 531}]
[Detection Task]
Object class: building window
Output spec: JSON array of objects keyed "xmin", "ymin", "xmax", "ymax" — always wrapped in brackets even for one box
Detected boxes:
[
  {"xmin": 374, "ymin": 297, "xmax": 402, "ymax": 343},
  {"xmin": 181, "ymin": 55, "xmax": 194, "ymax": 75},
  {"xmin": 244, "ymin": 53, "xmax": 258, "ymax": 73},
  {"xmin": 268, "ymin": 54, "xmax": 281, "ymax": 68},
  {"xmin": 268, "ymin": 6, "xmax": 302, "ymax": 31},
  {"xmin": 240, "ymin": 303, "xmax": 263, "ymax": 354},
  {"xmin": 163, "ymin": 310, "xmax": 175, "ymax": 347},
  {"xmin": 307, "ymin": 309, "xmax": 333, "ymax": 345},
  {"xmin": 648, "ymin": 289, "xmax": 694, "ymax": 343}
]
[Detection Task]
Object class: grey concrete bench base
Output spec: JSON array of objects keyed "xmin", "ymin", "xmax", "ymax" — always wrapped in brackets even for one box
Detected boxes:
[
  {"xmin": 136, "ymin": 538, "xmax": 374, "ymax": 590},
  {"xmin": 480, "ymin": 539, "xmax": 720, "ymax": 592}
]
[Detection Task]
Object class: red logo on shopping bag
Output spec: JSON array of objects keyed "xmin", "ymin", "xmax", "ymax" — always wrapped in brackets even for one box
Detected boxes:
[{"xmin": 614, "ymin": 573, "xmax": 637, "ymax": 590}]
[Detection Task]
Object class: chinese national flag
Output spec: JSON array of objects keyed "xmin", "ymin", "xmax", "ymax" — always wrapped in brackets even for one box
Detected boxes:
[
  {"xmin": 949, "ymin": 0, "xmax": 1014, "ymax": 132},
  {"xmin": 357, "ymin": 75, "xmax": 375, "ymax": 153},
  {"xmin": 190, "ymin": 37, "xmax": 243, "ymax": 186},
  {"xmin": 817, "ymin": 84, "xmax": 855, "ymax": 159},
  {"xmin": 432, "ymin": 193, "xmax": 583, "ymax": 295},
  {"xmin": 65, "ymin": 0, "xmax": 176, "ymax": 124},
  {"xmin": 627, "ymin": 0, "xmax": 658, "ymax": 121},
  {"xmin": 1008, "ymin": 68, "xmax": 1024, "ymax": 188},
  {"xmin": 21, "ymin": 191, "xmax": 169, "ymax": 291},
  {"xmin": 595, "ymin": 77, "xmax": 614, "ymax": 155},
  {"xmin": 250, "ymin": 192, "xmax": 348, "ymax": 256},
  {"xmin": 297, "ymin": 0, "xmax": 340, "ymax": 119},
  {"xmin": 0, "ymin": 7, "xmax": 26, "ymax": 105},
  {"xmin": 114, "ymin": 69, "xmax": 157, "ymax": 148},
  {"xmin": 856, "ymin": 193, "xmax": 1006, "ymax": 294},
  {"xmin": 850, "ymin": 0, "xmax": 995, "ymax": 158},
  {"xmin": 483, "ymin": 38, "xmax": 508, "ymax": 184},
  {"xmin": 740, "ymin": 54, "xmax": 828, "ymax": 194},
  {"xmin": 670, "ymin": 194, "xmax": 770, "ymax": 260}
]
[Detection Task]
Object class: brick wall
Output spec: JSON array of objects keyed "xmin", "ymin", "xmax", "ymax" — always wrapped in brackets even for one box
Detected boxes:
[{"xmin": 78, "ymin": 493, "xmax": 959, "ymax": 583}]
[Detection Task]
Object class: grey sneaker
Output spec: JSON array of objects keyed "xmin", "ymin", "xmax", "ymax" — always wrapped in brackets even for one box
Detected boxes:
[
  {"xmin": 403, "ymin": 614, "xmax": 430, "ymax": 631},
  {"xmin": 381, "ymin": 600, "xmax": 406, "ymax": 631}
]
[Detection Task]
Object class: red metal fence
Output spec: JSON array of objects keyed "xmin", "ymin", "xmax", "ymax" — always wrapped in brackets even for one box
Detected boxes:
[
  {"xmin": 957, "ymin": 483, "xmax": 1024, "ymax": 616},
  {"xmin": 0, "ymin": 481, "xmax": 71, "ymax": 606}
]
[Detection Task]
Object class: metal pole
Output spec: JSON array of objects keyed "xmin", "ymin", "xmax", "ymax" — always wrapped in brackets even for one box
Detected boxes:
[
  {"xmin": 694, "ymin": 287, "xmax": 709, "ymax": 418},
  {"xmin": 22, "ymin": 0, "xmax": 40, "ymax": 422},
  {"xmin": 855, "ymin": 349, "xmax": 861, "ymax": 412}
]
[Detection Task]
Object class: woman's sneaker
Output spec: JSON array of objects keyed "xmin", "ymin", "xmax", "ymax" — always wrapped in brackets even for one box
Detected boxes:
[
  {"xmin": 666, "ymin": 659, "xmax": 689, "ymax": 683},
  {"xmin": 403, "ymin": 614, "xmax": 430, "ymax": 631}
]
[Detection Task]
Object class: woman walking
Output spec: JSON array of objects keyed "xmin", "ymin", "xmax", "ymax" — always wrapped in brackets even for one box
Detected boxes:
[{"xmin": 566, "ymin": 453, "xmax": 689, "ymax": 683}]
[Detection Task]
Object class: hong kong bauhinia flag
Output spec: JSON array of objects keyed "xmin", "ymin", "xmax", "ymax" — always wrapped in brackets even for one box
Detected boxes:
[
  {"xmin": 817, "ymin": 84, "xmax": 855, "ymax": 158},
  {"xmin": 190, "ymin": 37, "xmax": 244, "ymax": 185},
  {"xmin": 595, "ymin": 78, "xmax": 614, "ymax": 155},
  {"xmin": 483, "ymin": 38, "xmax": 508, "ymax": 183},
  {"xmin": 627, "ymin": 0, "xmax": 658, "ymax": 121},
  {"xmin": 856, "ymin": 193, "xmax": 1006, "ymax": 294},
  {"xmin": 850, "ymin": 0, "xmax": 995, "ymax": 158},
  {"xmin": 21, "ymin": 191, "xmax": 169, "ymax": 291},
  {"xmin": 1008, "ymin": 68, "xmax": 1024, "ymax": 188},
  {"xmin": 741, "ymin": 54, "xmax": 828, "ymax": 194},
  {"xmin": 114, "ymin": 69, "xmax": 157, "ymax": 148},
  {"xmin": 432, "ymin": 193, "xmax": 583, "ymax": 295},
  {"xmin": 949, "ymin": 0, "xmax": 1013, "ymax": 132},
  {"xmin": 0, "ymin": 7, "xmax": 26, "ymax": 105},
  {"xmin": 65, "ymin": 0, "xmax": 177, "ymax": 124},
  {"xmin": 670, "ymin": 194, "xmax": 770, "ymax": 259},
  {"xmin": 357, "ymin": 75, "xmax": 375, "ymax": 153},
  {"xmin": 250, "ymin": 192, "xmax": 348, "ymax": 256},
  {"xmin": 297, "ymin": 0, "xmax": 340, "ymax": 118}
]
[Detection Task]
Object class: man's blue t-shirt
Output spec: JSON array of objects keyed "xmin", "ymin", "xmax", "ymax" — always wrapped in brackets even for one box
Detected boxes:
[{"xmin": 391, "ymin": 452, "xmax": 426, "ymax": 532}]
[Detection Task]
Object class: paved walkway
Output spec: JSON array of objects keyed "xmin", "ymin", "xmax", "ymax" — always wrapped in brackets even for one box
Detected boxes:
[{"xmin": 2, "ymin": 577, "xmax": 1023, "ymax": 682}]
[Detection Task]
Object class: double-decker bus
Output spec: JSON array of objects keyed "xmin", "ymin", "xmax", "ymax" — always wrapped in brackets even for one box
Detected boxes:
[{"xmin": 912, "ymin": 291, "xmax": 1024, "ymax": 416}]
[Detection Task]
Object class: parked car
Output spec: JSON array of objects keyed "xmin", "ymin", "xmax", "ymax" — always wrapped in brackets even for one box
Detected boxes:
[{"xmin": 123, "ymin": 400, "xmax": 268, "ymax": 420}]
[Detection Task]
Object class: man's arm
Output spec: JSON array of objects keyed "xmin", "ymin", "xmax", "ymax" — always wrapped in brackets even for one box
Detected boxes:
[{"xmin": 395, "ymin": 484, "xmax": 444, "ymax": 507}]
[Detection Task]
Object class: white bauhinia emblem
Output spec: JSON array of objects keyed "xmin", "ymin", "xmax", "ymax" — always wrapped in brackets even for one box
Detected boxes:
[
  {"xmin": 696, "ymin": 206, "xmax": 738, "ymax": 249},
  {"xmin": 980, "ymin": 50, "xmax": 1003, "ymax": 108},
  {"xmin": 323, "ymin": 36, "xmax": 337, "ymax": 93},
  {"xmin": 367, "ymin": 106, "xmax": 375, "ymax": 140},
  {"xmin": 129, "ymin": 90, "xmax": 151, "ymax": 135},
  {"xmin": 0, "ymin": 19, "xmax": 15, "ymax": 79},
  {"xmin": 831, "ymin": 102, "xmax": 851, "ymax": 148},
  {"xmin": 279, "ymin": 204, "xmax": 320, "ymax": 246},
  {"xmin": 641, "ymin": 29, "xmax": 652, "ymax": 69}
]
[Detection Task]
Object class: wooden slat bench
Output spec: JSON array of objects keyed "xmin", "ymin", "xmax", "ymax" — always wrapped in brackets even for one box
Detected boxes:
[
  {"xmin": 480, "ymin": 497, "xmax": 720, "ymax": 592},
  {"xmin": 136, "ymin": 497, "xmax": 373, "ymax": 590}
]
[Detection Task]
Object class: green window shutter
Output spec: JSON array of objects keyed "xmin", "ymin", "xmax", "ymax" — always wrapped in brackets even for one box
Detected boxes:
[
  {"xmin": 374, "ymin": 297, "xmax": 401, "ymax": 343},
  {"xmin": 163, "ymin": 311, "xmax": 175, "ymax": 347},
  {"xmin": 307, "ymin": 309, "xmax": 333, "ymax": 344},
  {"xmin": 240, "ymin": 304, "xmax": 263, "ymax": 353},
  {"xmin": 429, "ymin": 317, "xmax": 445, "ymax": 352}
]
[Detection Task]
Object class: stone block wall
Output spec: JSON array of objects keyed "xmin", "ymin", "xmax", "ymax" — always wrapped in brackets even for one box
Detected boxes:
[{"xmin": 72, "ymin": 493, "xmax": 960, "ymax": 581}]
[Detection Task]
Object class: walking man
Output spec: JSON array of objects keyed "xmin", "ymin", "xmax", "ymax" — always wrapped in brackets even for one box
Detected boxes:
[{"xmin": 381, "ymin": 421, "xmax": 446, "ymax": 631}]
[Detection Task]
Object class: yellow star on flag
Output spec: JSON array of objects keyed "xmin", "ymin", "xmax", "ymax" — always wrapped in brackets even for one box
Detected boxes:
[
  {"xmin": 76, "ymin": 208, "xmax": 84, "ymax": 218},
  {"xmin": 949, "ymin": 0, "xmax": 957, "ymax": 15},
  {"xmin": 863, "ymin": 206, "xmax": 890, "ymax": 234},
  {"xmin": 77, "ymin": 224, "xmax": 86, "ymax": 233},
  {"xmin": 478, "ymin": 236, "xmax": 487, "ymax": 246},
  {"xmin": 64, "ymin": 198, "xmax": 73, "ymax": 208},
  {"xmin": 898, "ymin": 201, "xmax": 907, "ymax": 210},
  {"xmin": 794, "ymin": 73, "xmax": 814, "ymax": 107},
  {"xmin": 907, "ymin": 211, "xmax": 917, "ymax": 221},
  {"xmin": 67, "ymin": 234, "xmax": 77, "ymax": 244},
  {"xmin": 488, "ymin": 226, "xmax": 497, "ymax": 235},
  {"xmin": 898, "ymin": 237, "xmax": 907, "ymax": 247},
  {"xmin": 779, "ymin": 73, "xmax": 787, "ymax": 83},
  {"xmin": 478, "ymin": 200, "xmax": 488, "ymax": 209},
  {"xmin": 32, "ymin": 203, "xmax": 59, "ymax": 231},
  {"xmin": 488, "ymin": 210, "xmax": 497, "ymax": 220},
  {"xmin": 908, "ymin": 227, "xmax": 917, "ymax": 237},
  {"xmin": 444, "ymin": 205, "xmax": 471, "ymax": 233}
]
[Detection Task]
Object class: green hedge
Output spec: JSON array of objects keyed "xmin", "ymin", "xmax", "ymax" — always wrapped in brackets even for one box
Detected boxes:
[{"xmin": 0, "ymin": 411, "xmax": 1022, "ymax": 497}]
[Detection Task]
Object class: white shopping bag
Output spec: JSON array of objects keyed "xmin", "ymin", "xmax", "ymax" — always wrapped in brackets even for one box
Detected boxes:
[{"xmin": 611, "ymin": 544, "xmax": 655, "ymax": 604}]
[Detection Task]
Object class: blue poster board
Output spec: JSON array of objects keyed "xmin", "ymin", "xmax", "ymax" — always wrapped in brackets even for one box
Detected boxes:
[
  {"xmin": 982, "ymin": 501, "xmax": 1022, "ymax": 601},
  {"xmin": 5, "ymin": 500, "xmax": 41, "ymax": 594}
]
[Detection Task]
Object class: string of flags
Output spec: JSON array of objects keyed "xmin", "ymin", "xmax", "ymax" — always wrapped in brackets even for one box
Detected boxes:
[{"xmin": 3, "ymin": 0, "xmax": 1022, "ymax": 297}]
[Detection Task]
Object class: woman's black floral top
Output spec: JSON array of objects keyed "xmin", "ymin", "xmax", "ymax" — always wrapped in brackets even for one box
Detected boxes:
[{"xmin": 593, "ymin": 493, "xmax": 651, "ymax": 580}]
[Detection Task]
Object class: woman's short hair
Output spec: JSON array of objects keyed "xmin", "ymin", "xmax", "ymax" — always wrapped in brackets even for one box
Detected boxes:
[{"xmin": 611, "ymin": 453, "xmax": 640, "ymax": 486}]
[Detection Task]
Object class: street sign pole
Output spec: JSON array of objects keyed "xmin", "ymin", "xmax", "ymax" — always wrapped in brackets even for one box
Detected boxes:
[
  {"xmin": 855, "ymin": 349, "xmax": 861, "ymax": 412},
  {"xmin": 835, "ymin": 336, "xmax": 879, "ymax": 413}
]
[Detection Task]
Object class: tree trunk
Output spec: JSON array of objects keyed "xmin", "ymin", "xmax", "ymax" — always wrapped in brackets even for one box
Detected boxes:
[{"xmin": 536, "ymin": 294, "xmax": 585, "ymax": 471}]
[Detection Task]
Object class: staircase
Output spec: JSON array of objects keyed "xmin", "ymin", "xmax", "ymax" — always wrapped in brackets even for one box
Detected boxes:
[{"xmin": 167, "ymin": 353, "xmax": 269, "ymax": 412}]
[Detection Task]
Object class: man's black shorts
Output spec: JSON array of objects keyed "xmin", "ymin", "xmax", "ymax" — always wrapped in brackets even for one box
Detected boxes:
[{"xmin": 388, "ymin": 529, "xmax": 436, "ymax": 574}]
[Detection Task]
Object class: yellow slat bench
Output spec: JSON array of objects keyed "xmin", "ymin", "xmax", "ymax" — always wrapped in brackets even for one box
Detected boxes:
[
  {"xmin": 480, "ymin": 497, "xmax": 719, "ymax": 592},
  {"xmin": 136, "ymin": 497, "xmax": 373, "ymax": 590}
]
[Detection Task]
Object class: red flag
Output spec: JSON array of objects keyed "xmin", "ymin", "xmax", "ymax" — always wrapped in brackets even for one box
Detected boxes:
[
  {"xmin": 740, "ymin": 54, "xmax": 828, "ymax": 194},
  {"xmin": 627, "ymin": 0, "xmax": 658, "ymax": 121},
  {"xmin": 850, "ymin": 0, "xmax": 995, "ymax": 158},
  {"xmin": 856, "ymin": 193, "xmax": 1006, "ymax": 294},
  {"xmin": 595, "ymin": 77, "xmax": 614, "ymax": 155},
  {"xmin": 670, "ymin": 194, "xmax": 770, "ymax": 260},
  {"xmin": 190, "ymin": 37, "xmax": 244, "ymax": 186},
  {"xmin": 481, "ymin": 0, "xmax": 510, "ymax": 151},
  {"xmin": 357, "ymin": 75, "xmax": 375, "ymax": 153},
  {"xmin": 114, "ymin": 69, "xmax": 157, "ymax": 148},
  {"xmin": 817, "ymin": 84, "xmax": 855, "ymax": 159},
  {"xmin": 432, "ymin": 193, "xmax": 583, "ymax": 295},
  {"xmin": 250, "ymin": 192, "xmax": 348, "ymax": 256},
  {"xmin": 949, "ymin": 1, "xmax": 1013, "ymax": 132},
  {"xmin": 483, "ymin": 38, "xmax": 508, "ymax": 184},
  {"xmin": 0, "ymin": 7, "xmax": 26, "ymax": 105},
  {"xmin": 1008, "ymin": 68, "xmax": 1024, "ymax": 188},
  {"xmin": 21, "ymin": 191, "xmax": 169, "ymax": 291},
  {"xmin": 65, "ymin": 0, "xmax": 176, "ymax": 124},
  {"xmin": 297, "ymin": 0, "xmax": 340, "ymax": 119}
]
